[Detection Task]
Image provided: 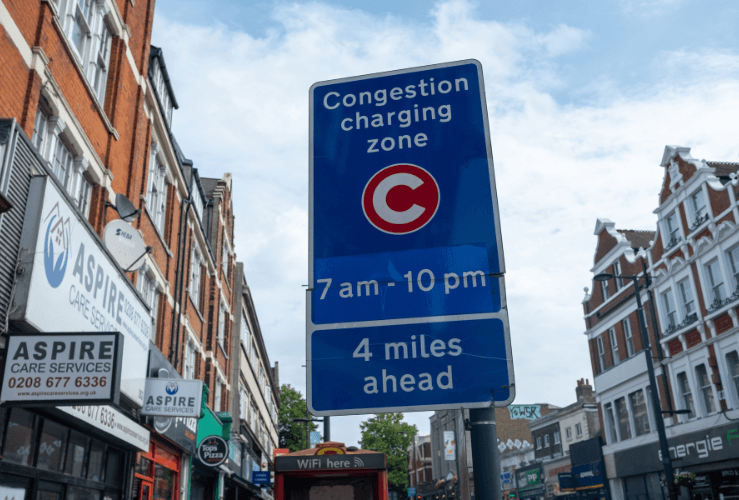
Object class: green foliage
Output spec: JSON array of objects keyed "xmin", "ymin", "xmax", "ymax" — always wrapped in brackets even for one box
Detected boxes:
[
  {"xmin": 278, "ymin": 384, "xmax": 319, "ymax": 452},
  {"xmin": 359, "ymin": 413, "xmax": 417, "ymax": 494}
]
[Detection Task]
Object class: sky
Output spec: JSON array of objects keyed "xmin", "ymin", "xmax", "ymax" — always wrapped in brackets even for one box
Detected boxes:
[{"xmin": 150, "ymin": 0, "xmax": 739, "ymax": 447}]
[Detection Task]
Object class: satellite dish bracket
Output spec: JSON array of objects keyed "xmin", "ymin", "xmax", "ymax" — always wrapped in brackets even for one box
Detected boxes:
[
  {"xmin": 105, "ymin": 196, "xmax": 141, "ymax": 222},
  {"xmin": 124, "ymin": 246, "xmax": 153, "ymax": 272}
]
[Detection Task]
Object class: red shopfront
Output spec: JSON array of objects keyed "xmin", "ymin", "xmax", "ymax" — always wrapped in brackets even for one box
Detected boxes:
[{"xmin": 134, "ymin": 440, "xmax": 181, "ymax": 500}]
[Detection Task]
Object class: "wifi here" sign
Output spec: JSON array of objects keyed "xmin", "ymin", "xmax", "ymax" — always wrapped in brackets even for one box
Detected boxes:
[{"xmin": 275, "ymin": 454, "xmax": 386, "ymax": 471}]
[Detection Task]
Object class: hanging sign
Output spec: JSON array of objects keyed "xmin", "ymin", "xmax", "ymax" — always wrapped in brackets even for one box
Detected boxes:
[
  {"xmin": 444, "ymin": 430, "xmax": 456, "ymax": 461},
  {"xmin": 141, "ymin": 379, "xmax": 203, "ymax": 417},
  {"xmin": 197, "ymin": 435, "xmax": 229, "ymax": 467},
  {"xmin": 0, "ymin": 332, "xmax": 123, "ymax": 406}
]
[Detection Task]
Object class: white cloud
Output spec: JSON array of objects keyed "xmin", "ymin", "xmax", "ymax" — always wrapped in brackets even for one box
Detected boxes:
[{"xmin": 153, "ymin": 0, "xmax": 739, "ymax": 447}]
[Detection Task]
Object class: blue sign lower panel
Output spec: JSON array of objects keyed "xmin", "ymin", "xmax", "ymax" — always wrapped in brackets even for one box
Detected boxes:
[
  {"xmin": 313, "ymin": 245, "xmax": 500, "ymax": 324},
  {"xmin": 310, "ymin": 318, "xmax": 510, "ymax": 413}
]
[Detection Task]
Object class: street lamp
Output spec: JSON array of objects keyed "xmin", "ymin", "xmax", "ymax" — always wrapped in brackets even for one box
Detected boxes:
[
  {"xmin": 292, "ymin": 417, "xmax": 323, "ymax": 449},
  {"xmin": 593, "ymin": 272, "xmax": 677, "ymax": 500}
]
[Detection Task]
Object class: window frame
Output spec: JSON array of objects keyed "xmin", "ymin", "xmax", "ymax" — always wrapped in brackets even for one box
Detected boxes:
[
  {"xmin": 622, "ymin": 318, "xmax": 634, "ymax": 357},
  {"xmin": 601, "ymin": 279, "xmax": 610, "ymax": 301},
  {"xmin": 688, "ymin": 188, "xmax": 708, "ymax": 223},
  {"xmin": 665, "ymin": 210, "xmax": 681, "ymax": 244},
  {"xmin": 613, "ymin": 260, "xmax": 623, "ymax": 290},
  {"xmin": 574, "ymin": 423, "xmax": 582, "ymax": 438},
  {"xmin": 603, "ymin": 403, "xmax": 618, "ymax": 443},
  {"xmin": 553, "ymin": 431, "xmax": 560, "ymax": 445},
  {"xmin": 726, "ymin": 246, "xmax": 739, "ymax": 294},
  {"xmin": 609, "ymin": 327, "xmax": 619, "ymax": 366},
  {"xmin": 189, "ymin": 245, "xmax": 202, "ymax": 308},
  {"xmin": 597, "ymin": 336, "xmax": 606, "ymax": 371},
  {"xmin": 628, "ymin": 389, "xmax": 650, "ymax": 436},
  {"xmin": 704, "ymin": 258, "xmax": 726, "ymax": 304},
  {"xmin": 725, "ymin": 351, "xmax": 739, "ymax": 409},
  {"xmin": 677, "ymin": 278, "xmax": 695, "ymax": 317},
  {"xmin": 694, "ymin": 364, "xmax": 716, "ymax": 415},
  {"xmin": 676, "ymin": 371, "xmax": 696, "ymax": 421}
]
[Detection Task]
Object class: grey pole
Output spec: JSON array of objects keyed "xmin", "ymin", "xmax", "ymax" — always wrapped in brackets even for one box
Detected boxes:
[
  {"xmin": 324, "ymin": 416, "xmax": 330, "ymax": 442},
  {"xmin": 413, "ymin": 435, "xmax": 419, "ymax": 489},
  {"xmin": 469, "ymin": 407, "xmax": 500, "ymax": 500}
]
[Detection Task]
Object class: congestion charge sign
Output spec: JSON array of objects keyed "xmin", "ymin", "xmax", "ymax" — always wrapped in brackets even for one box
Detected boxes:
[{"xmin": 308, "ymin": 60, "xmax": 514, "ymax": 416}]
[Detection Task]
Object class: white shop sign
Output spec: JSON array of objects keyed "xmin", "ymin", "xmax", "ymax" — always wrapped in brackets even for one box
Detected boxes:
[
  {"xmin": 11, "ymin": 177, "xmax": 150, "ymax": 406},
  {"xmin": 59, "ymin": 404, "xmax": 150, "ymax": 451},
  {"xmin": 0, "ymin": 333, "xmax": 123, "ymax": 405},
  {"xmin": 142, "ymin": 379, "xmax": 203, "ymax": 416}
]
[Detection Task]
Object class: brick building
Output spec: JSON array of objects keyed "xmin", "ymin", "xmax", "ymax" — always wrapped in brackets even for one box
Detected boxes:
[
  {"xmin": 407, "ymin": 435, "xmax": 433, "ymax": 490},
  {"xmin": 0, "ymin": 2, "xmax": 277, "ymax": 500},
  {"xmin": 582, "ymin": 146, "xmax": 739, "ymax": 500}
]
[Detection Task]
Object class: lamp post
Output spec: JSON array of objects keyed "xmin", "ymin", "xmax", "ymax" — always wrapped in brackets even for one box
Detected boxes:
[
  {"xmin": 593, "ymin": 272, "xmax": 677, "ymax": 500},
  {"xmin": 292, "ymin": 417, "xmax": 323, "ymax": 449}
]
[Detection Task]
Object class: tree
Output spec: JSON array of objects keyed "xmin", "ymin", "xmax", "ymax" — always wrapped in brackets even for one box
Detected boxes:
[
  {"xmin": 359, "ymin": 413, "xmax": 417, "ymax": 495},
  {"xmin": 278, "ymin": 384, "xmax": 319, "ymax": 452}
]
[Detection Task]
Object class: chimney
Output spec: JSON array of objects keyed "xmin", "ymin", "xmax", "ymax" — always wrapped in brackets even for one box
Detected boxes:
[{"xmin": 576, "ymin": 378, "xmax": 594, "ymax": 402}]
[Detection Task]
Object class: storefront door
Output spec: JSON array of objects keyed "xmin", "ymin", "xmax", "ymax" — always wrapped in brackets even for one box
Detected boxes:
[{"xmin": 134, "ymin": 441, "xmax": 181, "ymax": 500}]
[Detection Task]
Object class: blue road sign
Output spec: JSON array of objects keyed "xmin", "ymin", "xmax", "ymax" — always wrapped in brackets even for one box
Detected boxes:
[
  {"xmin": 252, "ymin": 471, "xmax": 271, "ymax": 485},
  {"xmin": 308, "ymin": 60, "xmax": 514, "ymax": 416}
]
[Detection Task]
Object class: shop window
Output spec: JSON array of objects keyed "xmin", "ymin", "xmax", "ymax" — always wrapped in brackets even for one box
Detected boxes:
[
  {"xmin": 87, "ymin": 439, "xmax": 106, "ymax": 482},
  {"xmin": 676, "ymin": 371, "xmax": 696, "ymax": 419},
  {"xmin": 614, "ymin": 397, "xmax": 631, "ymax": 440},
  {"xmin": 37, "ymin": 419, "xmax": 68, "ymax": 472},
  {"xmin": 154, "ymin": 464, "xmax": 175, "ymax": 500},
  {"xmin": 2, "ymin": 408, "xmax": 36, "ymax": 466},
  {"xmin": 66, "ymin": 486, "xmax": 101, "ymax": 500},
  {"xmin": 695, "ymin": 364, "xmax": 716, "ymax": 414},
  {"xmin": 628, "ymin": 389, "xmax": 650, "ymax": 436},
  {"xmin": 65, "ymin": 430, "xmax": 90, "ymax": 477},
  {"xmin": 105, "ymin": 448, "xmax": 125, "ymax": 485},
  {"xmin": 727, "ymin": 351, "xmax": 739, "ymax": 407}
]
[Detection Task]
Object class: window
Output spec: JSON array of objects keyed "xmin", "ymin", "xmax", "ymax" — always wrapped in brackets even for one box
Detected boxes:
[
  {"xmin": 33, "ymin": 103, "xmax": 50, "ymax": 154},
  {"xmin": 241, "ymin": 313, "xmax": 252, "ymax": 359},
  {"xmin": 76, "ymin": 174, "xmax": 93, "ymax": 219},
  {"xmin": 239, "ymin": 383, "xmax": 249, "ymax": 420},
  {"xmin": 71, "ymin": 0, "xmax": 93, "ymax": 60},
  {"xmin": 613, "ymin": 260, "xmax": 623, "ymax": 289},
  {"xmin": 597, "ymin": 336, "xmax": 606, "ymax": 371},
  {"xmin": 218, "ymin": 301, "xmax": 226, "ymax": 349},
  {"xmin": 553, "ymin": 431, "xmax": 560, "ymax": 444},
  {"xmin": 676, "ymin": 372, "xmax": 695, "ymax": 419},
  {"xmin": 146, "ymin": 145, "xmax": 168, "ymax": 234},
  {"xmin": 575, "ymin": 423, "xmax": 582, "ymax": 437},
  {"xmin": 150, "ymin": 58, "xmax": 174, "ymax": 125},
  {"xmin": 614, "ymin": 398, "xmax": 631, "ymax": 440},
  {"xmin": 544, "ymin": 434, "xmax": 550, "ymax": 447},
  {"xmin": 250, "ymin": 402, "xmax": 256, "ymax": 430},
  {"xmin": 603, "ymin": 403, "xmax": 617, "ymax": 443},
  {"xmin": 214, "ymin": 382, "xmax": 222, "ymax": 412},
  {"xmin": 251, "ymin": 341, "xmax": 258, "ymax": 369},
  {"xmin": 727, "ymin": 351, "xmax": 739, "ymax": 406},
  {"xmin": 601, "ymin": 279, "xmax": 610, "ymax": 300},
  {"xmin": 662, "ymin": 290, "xmax": 677, "ymax": 327},
  {"xmin": 705, "ymin": 259, "xmax": 725, "ymax": 303},
  {"xmin": 189, "ymin": 246, "xmax": 202, "ymax": 307},
  {"xmin": 665, "ymin": 211, "xmax": 680, "ymax": 243},
  {"xmin": 90, "ymin": 23, "xmax": 112, "ymax": 103},
  {"xmin": 222, "ymin": 236, "xmax": 230, "ymax": 273},
  {"xmin": 37, "ymin": 419, "xmax": 67, "ymax": 472},
  {"xmin": 536, "ymin": 437, "xmax": 542, "ymax": 449},
  {"xmin": 609, "ymin": 328, "xmax": 619, "ymax": 365},
  {"xmin": 622, "ymin": 319, "xmax": 634, "ymax": 357},
  {"xmin": 695, "ymin": 364, "xmax": 716, "ymax": 414},
  {"xmin": 689, "ymin": 189, "xmax": 707, "ymax": 221},
  {"xmin": 259, "ymin": 365, "xmax": 266, "ymax": 393},
  {"xmin": 138, "ymin": 272, "xmax": 160, "ymax": 342},
  {"xmin": 52, "ymin": 136, "xmax": 74, "ymax": 189},
  {"xmin": 727, "ymin": 246, "xmax": 739, "ymax": 292},
  {"xmin": 184, "ymin": 340, "xmax": 196, "ymax": 380},
  {"xmin": 629, "ymin": 389, "xmax": 650, "ymax": 436},
  {"xmin": 565, "ymin": 427, "xmax": 572, "ymax": 440},
  {"xmin": 677, "ymin": 279, "xmax": 695, "ymax": 316}
]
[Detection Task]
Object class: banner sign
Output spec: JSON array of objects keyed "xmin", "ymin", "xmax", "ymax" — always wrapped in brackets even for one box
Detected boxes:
[
  {"xmin": 508, "ymin": 405, "xmax": 541, "ymax": 420},
  {"xmin": 1, "ymin": 332, "xmax": 123, "ymax": 406},
  {"xmin": 558, "ymin": 473, "xmax": 574, "ymax": 491},
  {"xmin": 516, "ymin": 467, "xmax": 542, "ymax": 491},
  {"xmin": 572, "ymin": 462, "xmax": 604, "ymax": 490},
  {"xmin": 408, "ymin": 487, "xmax": 416, "ymax": 497},
  {"xmin": 500, "ymin": 471, "xmax": 516, "ymax": 490},
  {"xmin": 141, "ymin": 379, "xmax": 203, "ymax": 417},
  {"xmin": 198, "ymin": 435, "xmax": 229, "ymax": 467},
  {"xmin": 276, "ymin": 453, "xmax": 387, "ymax": 471},
  {"xmin": 11, "ymin": 177, "xmax": 150, "ymax": 406},
  {"xmin": 58, "ymin": 404, "xmax": 150, "ymax": 451},
  {"xmin": 444, "ymin": 430, "xmax": 456, "ymax": 461}
]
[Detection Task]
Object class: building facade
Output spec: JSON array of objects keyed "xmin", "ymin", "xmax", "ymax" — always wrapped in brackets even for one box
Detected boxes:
[
  {"xmin": 0, "ymin": 2, "xmax": 277, "ymax": 500},
  {"xmin": 407, "ymin": 435, "xmax": 433, "ymax": 490},
  {"xmin": 582, "ymin": 146, "xmax": 739, "ymax": 500}
]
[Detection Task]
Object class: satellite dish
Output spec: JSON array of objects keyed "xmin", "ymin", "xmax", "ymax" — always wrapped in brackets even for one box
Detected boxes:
[
  {"xmin": 103, "ymin": 219, "xmax": 149, "ymax": 271},
  {"xmin": 115, "ymin": 193, "xmax": 140, "ymax": 222}
]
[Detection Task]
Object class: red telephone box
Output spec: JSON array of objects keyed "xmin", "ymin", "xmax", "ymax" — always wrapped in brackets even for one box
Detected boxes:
[{"xmin": 274, "ymin": 442, "xmax": 388, "ymax": 500}]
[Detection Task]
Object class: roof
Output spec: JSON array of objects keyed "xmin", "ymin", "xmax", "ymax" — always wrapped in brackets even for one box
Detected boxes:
[
  {"xmin": 200, "ymin": 178, "xmax": 219, "ymax": 198},
  {"xmin": 618, "ymin": 230, "xmax": 655, "ymax": 250},
  {"xmin": 148, "ymin": 46, "xmax": 179, "ymax": 108},
  {"xmin": 708, "ymin": 161, "xmax": 739, "ymax": 178}
]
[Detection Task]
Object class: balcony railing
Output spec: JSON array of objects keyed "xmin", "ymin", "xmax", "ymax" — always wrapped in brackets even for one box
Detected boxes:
[
  {"xmin": 689, "ymin": 213, "xmax": 710, "ymax": 233},
  {"xmin": 707, "ymin": 284, "xmax": 739, "ymax": 313},
  {"xmin": 662, "ymin": 313, "xmax": 698, "ymax": 336},
  {"xmin": 664, "ymin": 234, "xmax": 681, "ymax": 251}
]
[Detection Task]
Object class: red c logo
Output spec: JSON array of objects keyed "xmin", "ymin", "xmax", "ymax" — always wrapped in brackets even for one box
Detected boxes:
[{"xmin": 362, "ymin": 164, "xmax": 440, "ymax": 234}]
